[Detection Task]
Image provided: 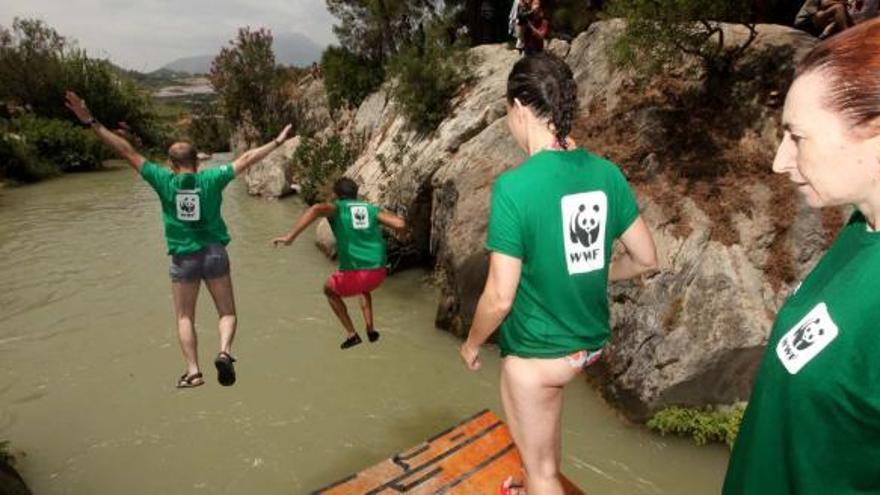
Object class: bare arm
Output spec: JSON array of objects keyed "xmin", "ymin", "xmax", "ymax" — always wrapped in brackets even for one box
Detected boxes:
[
  {"xmin": 232, "ymin": 124, "xmax": 293, "ymax": 176},
  {"xmin": 378, "ymin": 210, "xmax": 407, "ymax": 232},
  {"xmin": 271, "ymin": 203, "xmax": 337, "ymax": 246},
  {"xmin": 609, "ymin": 216, "xmax": 659, "ymax": 281},
  {"xmin": 527, "ymin": 17, "xmax": 549, "ymax": 38},
  {"xmin": 460, "ymin": 252, "xmax": 522, "ymax": 371},
  {"xmin": 65, "ymin": 91, "xmax": 145, "ymax": 171}
]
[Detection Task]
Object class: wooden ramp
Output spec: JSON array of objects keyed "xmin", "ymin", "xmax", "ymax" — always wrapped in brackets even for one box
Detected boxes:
[{"xmin": 313, "ymin": 410, "xmax": 585, "ymax": 494}]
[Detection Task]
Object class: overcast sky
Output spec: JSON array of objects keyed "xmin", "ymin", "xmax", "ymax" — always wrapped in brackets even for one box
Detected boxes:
[{"xmin": 0, "ymin": 0, "xmax": 338, "ymax": 72}]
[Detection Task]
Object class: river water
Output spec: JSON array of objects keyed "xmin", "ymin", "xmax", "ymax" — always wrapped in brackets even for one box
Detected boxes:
[{"xmin": 0, "ymin": 156, "xmax": 728, "ymax": 494}]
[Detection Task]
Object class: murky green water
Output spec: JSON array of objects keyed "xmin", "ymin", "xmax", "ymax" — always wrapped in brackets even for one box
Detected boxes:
[{"xmin": 0, "ymin": 156, "xmax": 728, "ymax": 494}]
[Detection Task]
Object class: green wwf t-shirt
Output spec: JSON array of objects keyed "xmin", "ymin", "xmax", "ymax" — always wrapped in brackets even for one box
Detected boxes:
[
  {"xmin": 724, "ymin": 212, "xmax": 880, "ymax": 495},
  {"xmin": 487, "ymin": 149, "xmax": 639, "ymax": 358},
  {"xmin": 140, "ymin": 161, "xmax": 235, "ymax": 255},
  {"xmin": 329, "ymin": 198, "xmax": 386, "ymax": 271}
]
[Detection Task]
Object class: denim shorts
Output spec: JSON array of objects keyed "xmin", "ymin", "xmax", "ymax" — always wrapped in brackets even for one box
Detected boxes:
[{"xmin": 169, "ymin": 244, "xmax": 230, "ymax": 282}]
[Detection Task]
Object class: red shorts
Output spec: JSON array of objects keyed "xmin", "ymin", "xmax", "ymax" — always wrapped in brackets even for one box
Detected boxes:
[{"xmin": 326, "ymin": 268, "xmax": 387, "ymax": 297}]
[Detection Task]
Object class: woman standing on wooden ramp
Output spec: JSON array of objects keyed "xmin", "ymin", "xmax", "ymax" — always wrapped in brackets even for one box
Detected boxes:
[
  {"xmin": 459, "ymin": 53, "xmax": 658, "ymax": 494},
  {"xmin": 724, "ymin": 18, "xmax": 880, "ymax": 495}
]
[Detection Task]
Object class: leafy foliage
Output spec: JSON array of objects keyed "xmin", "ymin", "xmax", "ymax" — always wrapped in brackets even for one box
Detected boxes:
[
  {"xmin": 0, "ymin": 18, "xmax": 166, "ymax": 147},
  {"xmin": 386, "ymin": 9, "xmax": 472, "ymax": 133},
  {"xmin": 326, "ymin": 0, "xmax": 440, "ymax": 64},
  {"xmin": 388, "ymin": 40, "xmax": 470, "ymax": 134},
  {"xmin": 0, "ymin": 132, "xmax": 55, "ymax": 182},
  {"xmin": 607, "ymin": 0, "xmax": 759, "ymax": 85},
  {"xmin": 187, "ymin": 101, "xmax": 230, "ymax": 153},
  {"xmin": 292, "ymin": 134, "xmax": 359, "ymax": 204},
  {"xmin": 647, "ymin": 404, "xmax": 746, "ymax": 448},
  {"xmin": 210, "ymin": 27, "xmax": 308, "ymax": 144},
  {"xmin": 0, "ymin": 440, "xmax": 16, "ymax": 467},
  {"xmin": 8, "ymin": 115, "xmax": 107, "ymax": 172},
  {"xmin": 321, "ymin": 46, "xmax": 385, "ymax": 111}
]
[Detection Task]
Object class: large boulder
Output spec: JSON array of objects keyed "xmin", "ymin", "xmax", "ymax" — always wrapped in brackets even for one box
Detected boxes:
[
  {"xmin": 315, "ymin": 219, "xmax": 337, "ymax": 259},
  {"xmin": 243, "ymin": 136, "xmax": 302, "ymax": 199}
]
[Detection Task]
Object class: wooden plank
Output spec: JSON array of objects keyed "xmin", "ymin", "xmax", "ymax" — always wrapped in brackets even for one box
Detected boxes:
[{"xmin": 313, "ymin": 410, "xmax": 585, "ymax": 494}]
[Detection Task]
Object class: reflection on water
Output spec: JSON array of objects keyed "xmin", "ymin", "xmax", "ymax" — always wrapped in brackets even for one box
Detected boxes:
[{"xmin": 0, "ymin": 156, "xmax": 728, "ymax": 494}]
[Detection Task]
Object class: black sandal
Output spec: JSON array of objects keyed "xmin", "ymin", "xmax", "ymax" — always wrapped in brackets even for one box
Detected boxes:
[
  {"xmin": 176, "ymin": 372, "xmax": 204, "ymax": 388},
  {"xmin": 367, "ymin": 329, "xmax": 380, "ymax": 343},
  {"xmin": 340, "ymin": 333, "xmax": 362, "ymax": 349},
  {"xmin": 214, "ymin": 352, "xmax": 237, "ymax": 386}
]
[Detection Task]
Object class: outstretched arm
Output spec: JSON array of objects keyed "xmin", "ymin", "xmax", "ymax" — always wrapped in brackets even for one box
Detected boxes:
[
  {"xmin": 459, "ymin": 252, "xmax": 522, "ymax": 371},
  {"xmin": 271, "ymin": 203, "xmax": 337, "ymax": 246},
  {"xmin": 609, "ymin": 216, "xmax": 658, "ymax": 281},
  {"xmin": 65, "ymin": 91, "xmax": 145, "ymax": 172},
  {"xmin": 378, "ymin": 210, "xmax": 407, "ymax": 232},
  {"xmin": 232, "ymin": 124, "xmax": 293, "ymax": 176}
]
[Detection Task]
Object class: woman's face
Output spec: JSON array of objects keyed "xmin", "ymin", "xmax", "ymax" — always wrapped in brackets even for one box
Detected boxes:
[{"xmin": 773, "ymin": 70, "xmax": 880, "ymax": 208}]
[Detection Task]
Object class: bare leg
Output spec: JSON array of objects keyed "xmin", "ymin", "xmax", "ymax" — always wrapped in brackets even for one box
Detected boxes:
[
  {"xmin": 324, "ymin": 283, "xmax": 356, "ymax": 337},
  {"xmin": 172, "ymin": 280, "xmax": 201, "ymax": 375},
  {"xmin": 501, "ymin": 356, "xmax": 582, "ymax": 495},
  {"xmin": 359, "ymin": 292, "xmax": 374, "ymax": 332},
  {"xmin": 204, "ymin": 274, "xmax": 237, "ymax": 355}
]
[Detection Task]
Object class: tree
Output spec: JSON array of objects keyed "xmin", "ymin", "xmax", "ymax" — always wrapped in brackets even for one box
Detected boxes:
[
  {"xmin": 0, "ymin": 18, "xmax": 165, "ymax": 147},
  {"xmin": 326, "ymin": 0, "xmax": 440, "ymax": 64},
  {"xmin": 0, "ymin": 19, "xmax": 68, "ymax": 117},
  {"xmin": 607, "ymin": 0, "xmax": 760, "ymax": 88},
  {"xmin": 321, "ymin": 46, "xmax": 385, "ymax": 111},
  {"xmin": 210, "ymin": 27, "xmax": 279, "ymax": 142}
]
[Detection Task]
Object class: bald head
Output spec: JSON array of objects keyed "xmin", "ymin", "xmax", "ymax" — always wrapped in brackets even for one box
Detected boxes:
[{"xmin": 168, "ymin": 142, "xmax": 198, "ymax": 170}]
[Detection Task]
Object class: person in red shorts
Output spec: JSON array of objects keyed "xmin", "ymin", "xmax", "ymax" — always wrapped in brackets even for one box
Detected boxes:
[{"xmin": 271, "ymin": 178, "xmax": 406, "ymax": 349}]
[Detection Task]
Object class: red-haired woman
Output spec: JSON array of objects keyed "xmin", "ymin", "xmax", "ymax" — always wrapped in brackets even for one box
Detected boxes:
[{"xmin": 724, "ymin": 18, "xmax": 880, "ymax": 494}]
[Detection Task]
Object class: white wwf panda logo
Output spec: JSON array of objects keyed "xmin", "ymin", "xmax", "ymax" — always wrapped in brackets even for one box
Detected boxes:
[
  {"xmin": 561, "ymin": 192, "xmax": 607, "ymax": 275},
  {"xmin": 350, "ymin": 205, "xmax": 369, "ymax": 230},
  {"xmin": 776, "ymin": 303, "xmax": 839, "ymax": 375},
  {"xmin": 176, "ymin": 190, "xmax": 200, "ymax": 222}
]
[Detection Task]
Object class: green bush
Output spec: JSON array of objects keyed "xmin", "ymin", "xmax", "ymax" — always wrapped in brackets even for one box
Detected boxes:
[
  {"xmin": 9, "ymin": 115, "xmax": 107, "ymax": 172},
  {"xmin": 0, "ymin": 132, "xmax": 55, "ymax": 182},
  {"xmin": 388, "ymin": 35, "xmax": 470, "ymax": 134},
  {"xmin": 187, "ymin": 102, "xmax": 230, "ymax": 153},
  {"xmin": 321, "ymin": 46, "xmax": 385, "ymax": 112},
  {"xmin": 292, "ymin": 134, "xmax": 358, "ymax": 204},
  {"xmin": 0, "ymin": 19, "xmax": 167, "ymax": 149},
  {"xmin": 647, "ymin": 404, "xmax": 746, "ymax": 448},
  {"xmin": 607, "ymin": 0, "xmax": 758, "ymax": 86}
]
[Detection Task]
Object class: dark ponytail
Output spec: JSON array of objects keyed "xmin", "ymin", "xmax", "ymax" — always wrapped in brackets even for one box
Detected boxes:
[{"xmin": 506, "ymin": 52, "xmax": 579, "ymax": 149}]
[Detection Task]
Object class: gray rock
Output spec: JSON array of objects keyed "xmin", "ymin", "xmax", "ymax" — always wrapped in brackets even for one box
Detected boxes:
[
  {"xmin": 243, "ymin": 136, "xmax": 302, "ymax": 199},
  {"xmin": 315, "ymin": 219, "xmax": 337, "ymax": 259}
]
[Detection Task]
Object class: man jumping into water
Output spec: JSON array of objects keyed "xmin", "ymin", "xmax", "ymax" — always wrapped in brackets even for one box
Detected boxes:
[
  {"xmin": 271, "ymin": 177, "xmax": 406, "ymax": 349},
  {"xmin": 65, "ymin": 91, "xmax": 293, "ymax": 388}
]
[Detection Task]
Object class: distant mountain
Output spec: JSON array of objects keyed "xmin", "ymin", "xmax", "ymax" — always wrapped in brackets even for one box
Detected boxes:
[
  {"xmin": 160, "ymin": 55, "xmax": 213, "ymax": 75},
  {"xmin": 158, "ymin": 32, "xmax": 324, "ymax": 75}
]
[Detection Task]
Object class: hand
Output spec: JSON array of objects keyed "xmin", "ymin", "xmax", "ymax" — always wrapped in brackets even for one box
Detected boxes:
[
  {"xmin": 64, "ymin": 91, "xmax": 94, "ymax": 124},
  {"xmin": 274, "ymin": 124, "xmax": 293, "ymax": 145},
  {"xmin": 271, "ymin": 235, "xmax": 292, "ymax": 247},
  {"xmin": 459, "ymin": 342, "xmax": 481, "ymax": 371}
]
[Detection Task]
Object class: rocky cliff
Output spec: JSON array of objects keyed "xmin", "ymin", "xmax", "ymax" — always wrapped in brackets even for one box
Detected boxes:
[{"xmin": 256, "ymin": 20, "xmax": 843, "ymax": 421}]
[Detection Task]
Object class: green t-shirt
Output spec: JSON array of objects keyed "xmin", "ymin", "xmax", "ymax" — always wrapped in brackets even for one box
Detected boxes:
[
  {"xmin": 140, "ymin": 161, "xmax": 235, "ymax": 255},
  {"xmin": 486, "ymin": 149, "xmax": 639, "ymax": 358},
  {"xmin": 724, "ymin": 212, "xmax": 880, "ymax": 495},
  {"xmin": 329, "ymin": 198, "xmax": 386, "ymax": 271}
]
